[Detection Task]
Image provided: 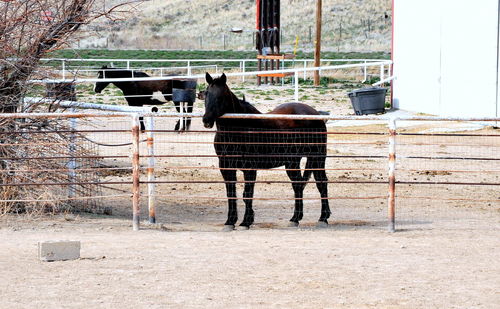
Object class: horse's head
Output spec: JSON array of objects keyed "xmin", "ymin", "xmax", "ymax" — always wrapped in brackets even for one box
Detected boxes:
[
  {"xmin": 94, "ymin": 65, "xmax": 112, "ymax": 93},
  {"xmin": 203, "ymin": 72, "xmax": 231, "ymax": 128}
]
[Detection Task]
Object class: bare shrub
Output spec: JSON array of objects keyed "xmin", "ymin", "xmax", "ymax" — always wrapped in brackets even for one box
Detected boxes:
[{"xmin": 0, "ymin": 0, "xmax": 141, "ymax": 215}]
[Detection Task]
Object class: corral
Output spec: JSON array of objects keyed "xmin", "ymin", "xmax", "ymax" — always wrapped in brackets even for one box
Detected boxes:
[
  {"xmin": 2, "ymin": 0, "xmax": 499, "ymax": 307},
  {"xmin": 1, "ymin": 59, "xmax": 499, "ymax": 308}
]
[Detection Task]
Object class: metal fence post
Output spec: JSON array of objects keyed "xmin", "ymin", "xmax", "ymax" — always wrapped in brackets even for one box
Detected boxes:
[
  {"xmin": 146, "ymin": 116, "xmax": 156, "ymax": 224},
  {"xmin": 303, "ymin": 60, "xmax": 307, "ymax": 80},
  {"xmin": 187, "ymin": 60, "xmax": 192, "ymax": 76},
  {"xmin": 242, "ymin": 60, "xmax": 246, "ymax": 83},
  {"xmin": 363, "ymin": 60, "xmax": 367, "ymax": 83},
  {"xmin": 67, "ymin": 112, "xmax": 77, "ymax": 199},
  {"xmin": 294, "ymin": 70, "xmax": 299, "ymax": 102},
  {"xmin": 281, "ymin": 59, "xmax": 286, "ymax": 86},
  {"xmin": 380, "ymin": 64, "xmax": 385, "ymax": 85},
  {"xmin": 131, "ymin": 114, "xmax": 141, "ymax": 231},
  {"xmin": 62, "ymin": 60, "xmax": 66, "ymax": 80},
  {"xmin": 388, "ymin": 117, "xmax": 397, "ymax": 232}
]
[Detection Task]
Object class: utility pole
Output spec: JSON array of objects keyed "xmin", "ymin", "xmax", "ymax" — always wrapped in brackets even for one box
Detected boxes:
[{"xmin": 314, "ymin": 0, "xmax": 322, "ymax": 86}]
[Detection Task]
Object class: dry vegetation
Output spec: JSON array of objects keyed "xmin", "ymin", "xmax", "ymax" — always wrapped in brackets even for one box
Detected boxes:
[
  {"xmin": 0, "ymin": 0, "xmax": 141, "ymax": 215},
  {"xmin": 88, "ymin": 0, "xmax": 391, "ymax": 51}
]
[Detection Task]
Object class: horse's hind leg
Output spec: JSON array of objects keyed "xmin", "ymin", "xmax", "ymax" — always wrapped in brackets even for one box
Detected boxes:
[
  {"xmin": 240, "ymin": 169, "xmax": 257, "ymax": 228},
  {"xmin": 312, "ymin": 159, "xmax": 330, "ymax": 225},
  {"xmin": 174, "ymin": 101, "xmax": 181, "ymax": 131},
  {"xmin": 184, "ymin": 101, "xmax": 193, "ymax": 131},
  {"xmin": 139, "ymin": 116, "xmax": 146, "ymax": 132},
  {"xmin": 286, "ymin": 161, "xmax": 306, "ymax": 226},
  {"xmin": 180, "ymin": 102, "xmax": 187, "ymax": 131},
  {"xmin": 221, "ymin": 169, "xmax": 238, "ymax": 230}
]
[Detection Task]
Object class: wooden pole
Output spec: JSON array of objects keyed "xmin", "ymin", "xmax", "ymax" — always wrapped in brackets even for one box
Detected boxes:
[
  {"xmin": 388, "ymin": 118, "xmax": 396, "ymax": 233},
  {"xmin": 131, "ymin": 114, "xmax": 141, "ymax": 231},
  {"xmin": 146, "ymin": 116, "xmax": 156, "ymax": 224},
  {"xmin": 314, "ymin": 0, "xmax": 322, "ymax": 86}
]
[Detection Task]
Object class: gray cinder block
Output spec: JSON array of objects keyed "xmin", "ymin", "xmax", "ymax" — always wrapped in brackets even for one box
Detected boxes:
[{"xmin": 38, "ymin": 241, "xmax": 81, "ymax": 262}]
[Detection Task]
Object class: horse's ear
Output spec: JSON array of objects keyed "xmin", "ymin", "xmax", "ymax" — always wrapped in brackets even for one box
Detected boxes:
[
  {"xmin": 220, "ymin": 73, "xmax": 227, "ymax": 84},
  {"xmin": 102, "ymin": 65, "xmax": 108, "ymax": 69},
  {"xmin": 242, "ymin": 94, "xmax": 246, "ymax": 102},
  {"xmin": 206, "ymin": 72, "xmax": 213, "ymax": 84}
]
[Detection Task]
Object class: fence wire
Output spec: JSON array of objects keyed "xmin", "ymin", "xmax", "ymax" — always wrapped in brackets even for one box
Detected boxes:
[
  {"xmin": 1, "ymin": 114, "xmax": 498, "ymax": 230},
  {"xmin": 395, "ymin": 124, "xmax": 500, "ymax": 229},
  {"xmin": 142, "ymin": 118, "xmax": 389, "ymax": 226}
]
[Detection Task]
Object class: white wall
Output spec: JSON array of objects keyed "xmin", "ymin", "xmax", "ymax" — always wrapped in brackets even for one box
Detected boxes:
[
  {"xmin": 497, "ymin": 6, "xmax": 500, "ymax": 118},
  {"xmin": 392, "ymin": 0, "xmax": 500, "ymax": 117}
]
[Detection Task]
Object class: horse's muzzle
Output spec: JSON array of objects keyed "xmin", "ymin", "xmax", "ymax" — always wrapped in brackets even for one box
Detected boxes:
[
  {"xmin": 203, "ymin": 121, "xmax": 214, "ymax": 129},
  {"xmin": 202, "ymin": 115, "xmax": 214, "ymax": 128}
]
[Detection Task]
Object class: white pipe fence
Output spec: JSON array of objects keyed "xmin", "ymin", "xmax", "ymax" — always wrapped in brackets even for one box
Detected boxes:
[
  {"xmin": 40, "ymin": 58, "xmax": 390, "ymax": 84},
  {"xmin": 31, "ymin": 60, "xmax": 393, "ymax": 104}
]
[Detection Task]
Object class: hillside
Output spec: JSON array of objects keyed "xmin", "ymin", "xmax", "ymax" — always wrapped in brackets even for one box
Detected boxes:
[{"xmin": 83, "ymin": 0, "xmax": 391, "ymax": 52}]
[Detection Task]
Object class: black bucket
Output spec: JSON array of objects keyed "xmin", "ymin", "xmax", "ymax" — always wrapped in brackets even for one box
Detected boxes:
[
  {"xmin": 180, "ymin": 80, "xmax": 198, "ymax": 89},
  {"xmin": 348, "ymin": 87, "xmax": 387, "ymax": 115},
  {"xmin": 172, "ymin": 88, "xmax": 196, "ymax": 103},
  {"xmin": 172, "ymin": 79, "xmax": 197, "ymax": 103}
]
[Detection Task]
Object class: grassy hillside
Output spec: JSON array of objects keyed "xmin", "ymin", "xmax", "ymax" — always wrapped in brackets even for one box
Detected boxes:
[{"xmin": 84, "ymin": 0, "xmax": 391, "ymax": 52}]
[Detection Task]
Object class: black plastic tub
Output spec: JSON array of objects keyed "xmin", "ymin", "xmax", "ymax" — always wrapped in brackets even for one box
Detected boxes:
[
  {"xmin": 172, "ymin": 88, "xmax": 196, "ymax": 103},
  {"xmin": 348, "ymin": 87, "xmax": 387, "ymax": 115}
]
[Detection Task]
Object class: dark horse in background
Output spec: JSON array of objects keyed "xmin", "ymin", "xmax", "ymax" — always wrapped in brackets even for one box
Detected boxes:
[
  {"xmin": 94, "ymin": 65, "xmax": 197, "ymax": 131},
  {"xmin": 203, "ymin": 73, "xmax": 330, "ymax": 231}
]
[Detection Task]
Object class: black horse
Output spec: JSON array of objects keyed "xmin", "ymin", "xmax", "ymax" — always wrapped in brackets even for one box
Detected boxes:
[
  {"xmin": 94, "ymin": 65, "xmax": 197, "ymax": 131},
  {"xmin": 203, "ymin": 72, "xmax": 330, "ymax": 231}
]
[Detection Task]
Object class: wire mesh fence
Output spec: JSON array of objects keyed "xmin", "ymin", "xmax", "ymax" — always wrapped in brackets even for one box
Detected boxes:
[
  {"xmin": 394, "ymin": 124, "xmax": 500, "ymax": 229},
  {"xmin": 0, "ymin": 115, "xmax": 141, "ymax": 216},
  {"xmin": 1, "ymin": 113, "xmax": 498, "ymax": 231}
]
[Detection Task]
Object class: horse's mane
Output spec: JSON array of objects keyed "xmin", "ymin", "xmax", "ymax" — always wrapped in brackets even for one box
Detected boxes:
[{"xmin": 235, "ymin": 93, "xmax": 261, "ymax": 114}]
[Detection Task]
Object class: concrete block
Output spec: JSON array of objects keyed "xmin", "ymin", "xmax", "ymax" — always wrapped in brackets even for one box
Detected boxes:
[{"xmin": 38, "ymin": 241, "xmax": 80, "ymax": 262}]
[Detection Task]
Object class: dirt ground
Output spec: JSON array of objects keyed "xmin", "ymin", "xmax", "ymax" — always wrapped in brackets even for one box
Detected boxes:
[
  {"xmin": 1, "ymin": 213, "xmax": 499, "ymax": 309},
  {"xmin": 1, "ymin": 83, "xmax": 499, "ymax": 308}
]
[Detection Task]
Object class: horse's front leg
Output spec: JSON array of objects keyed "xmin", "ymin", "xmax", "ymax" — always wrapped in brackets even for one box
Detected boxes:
[
  {"xmin": 240, "ymin": 169, "xmax": 257, "ymax": 229},
  {"xmin": 313, "ymin": 162, "xmax": 330, "ymax": 227},
  {"xmin": 220, "ymin": 169, "xmax": 238, "ymax": 231},
  {"xmin": 286, "ymin": 161, "xmax": 306, "ymax": 227}
]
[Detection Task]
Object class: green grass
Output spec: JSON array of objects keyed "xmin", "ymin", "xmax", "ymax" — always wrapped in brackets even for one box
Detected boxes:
[{"xmin": 46, "ymin": 49, "xmax": 390, "ymax": 70}]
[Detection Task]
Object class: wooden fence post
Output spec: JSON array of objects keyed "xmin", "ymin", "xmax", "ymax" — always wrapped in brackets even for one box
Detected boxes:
[
  {"xmin": 388, "ymin": 118, "xmax": 397, "ymax": 232},
  {"xmin": 131, "ymin": 114, "xmax": 141, "ymax": 231},
  {"xmin": 146, "ymin": 116, "xmax": 156, "ymax": 224}
]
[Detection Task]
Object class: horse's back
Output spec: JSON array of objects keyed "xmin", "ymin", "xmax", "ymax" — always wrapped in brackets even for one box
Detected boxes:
[
  {"xmin": 266, "ymin": 103, "xmax": 325, "ymax": 130},
  {"xmin": 270, "ymin": 103, "xmax": 320, "ymax": 116},
  {"xmin": 133, "ymin": 71, "xmax": 150, "ymax": 78}
]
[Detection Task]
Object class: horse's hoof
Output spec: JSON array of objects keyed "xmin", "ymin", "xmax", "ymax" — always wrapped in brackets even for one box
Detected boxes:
[
  {"xmin": 316, "ymin": 221, "xmax": 329, "ymax": 229},
  {"xmin": 222, "ymin": 225, "xmax": 235, "ymax": 232},
  {"xmin": 238, "ymin": 225, "xmax": 250, "ymax": 230},
  {"xmin": 288, "ymin": 221, "xmax": 299, "ymax": 228}
]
